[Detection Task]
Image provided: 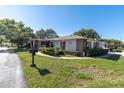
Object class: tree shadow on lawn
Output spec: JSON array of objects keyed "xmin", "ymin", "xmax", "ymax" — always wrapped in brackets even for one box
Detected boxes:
[
  {"xmin": 96, "ymin": 54, "xmax": 121, "ymax": 61},
  {"xmin": 34, "ymin": 66, "xmax": 51, "ymax": 76}
]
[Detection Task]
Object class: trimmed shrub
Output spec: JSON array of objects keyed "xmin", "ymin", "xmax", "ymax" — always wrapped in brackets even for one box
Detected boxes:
[
  {"xmin": 40, "ymin": 47, "xmax": 65, "ymax": 56},
  {"xmin": 84, "ymin": 49, "xmax": 108, "ymax": 57},
  {"xmin": 40, "ymin": 48, "xmax": 81, "ymax": 56},
  {"xmin": 40, "ymin": 47, "xmax": 55, "ymax": 56},
  {"xmin": 65, "ymin": 50, "xmax": 81, "ymax": 56},
  {"xmin": 57, "ymin": 50, "xmax": 65, "ymax": 55},
  {"xmin": 113, "ymin": 47, "xmax": 122, "ymax": 52},
  {"xmin": 44, "ymin": 48, "xmax": 55, "ymax": 56}
]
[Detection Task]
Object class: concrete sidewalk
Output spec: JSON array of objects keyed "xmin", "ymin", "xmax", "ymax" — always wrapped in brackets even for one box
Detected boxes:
[{"xmin": 36, "ymin": 52, "xmax": 94, "ymax": 59}]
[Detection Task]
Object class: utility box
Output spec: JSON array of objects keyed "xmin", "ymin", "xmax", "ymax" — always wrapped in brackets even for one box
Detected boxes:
[
  {"xmin": 29, "ymin": 40, "xmax": 39, "ymax": 67},
  {"xmin": 29, "ymin": 40, "xmax": 39, "ymax": 53}
]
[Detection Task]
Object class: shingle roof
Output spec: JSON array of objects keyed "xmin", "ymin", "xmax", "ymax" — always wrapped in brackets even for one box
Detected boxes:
[
  {"xmin": 52, "ymin": 35, "xmax": 87, "ymax": 41},
  {"xmin": 31, "ymin": 35, "xmax": 101, "ymax": 42},
  {"xmin": 31, "ymin": 39, "xmax": 51, "ymax": 41}
]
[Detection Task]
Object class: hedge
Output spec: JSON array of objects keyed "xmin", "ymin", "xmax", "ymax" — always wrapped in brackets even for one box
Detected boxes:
[
  {"xmin": 40, "ymin": 47, "xmax": 65, "ymax": 56},
  {"xmin": 40, "ymin": 47, "xmax": 81, "ymax": 56},
  {"xmin": 113, "ymin": 47, "xmax": 122, "ymax": 52},
  {"xmin": 65, "ymin": 50, "xmax": 81, "ymax": 56},
  {"xmin": 84, "ymin": 49, "xmax": 108, "ymax": 57}
]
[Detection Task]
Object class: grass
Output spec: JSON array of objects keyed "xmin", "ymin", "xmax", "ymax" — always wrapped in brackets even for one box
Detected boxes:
[
  {"xmin": 17, "ymin": 51, "xmax": 124, "ymax": 88},
  {"xmin": 75, "ymin": 72, "xmax": 94, "ymax": 80}
]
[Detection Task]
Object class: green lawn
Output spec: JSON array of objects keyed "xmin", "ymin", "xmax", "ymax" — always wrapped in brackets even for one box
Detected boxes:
[{"xmin": 18, "ymin": 51, "xmax": 124, "ymax": 88}]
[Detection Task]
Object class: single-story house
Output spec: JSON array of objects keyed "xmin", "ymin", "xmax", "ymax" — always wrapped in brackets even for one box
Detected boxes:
[
  {"xmin": 53, "ymin": 35, "xmax": 108, "ymax": 55},
  {"xmin": 31, "ymin": 35, "xmax": 108, "ymax": 56}
]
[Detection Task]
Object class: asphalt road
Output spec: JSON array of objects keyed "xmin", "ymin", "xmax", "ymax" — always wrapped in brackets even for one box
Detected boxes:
[{"xmin": 0, "ymin": 47, "xmax": 27, "ymax": 88}]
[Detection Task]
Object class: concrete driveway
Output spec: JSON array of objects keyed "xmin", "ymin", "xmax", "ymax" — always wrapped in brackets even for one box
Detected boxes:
[{"xmin": 0, "ymin": 47, "xmax": 27, "ymax": 88}]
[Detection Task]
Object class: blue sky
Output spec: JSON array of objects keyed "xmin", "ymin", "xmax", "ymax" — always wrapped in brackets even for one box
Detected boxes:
[{"xmin": 0, "ymin": 5, "xmax": 124, "ymax": 42}]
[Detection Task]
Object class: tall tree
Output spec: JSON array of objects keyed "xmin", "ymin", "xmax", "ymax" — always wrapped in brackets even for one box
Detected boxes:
[
  {"xmin": 0, "ymin": 18, "xmax": 34, "ymax": 48},
  {"xmin": 73, "ymin": 28, "xmax": 101, "ymax": 39},
  {"xmin": 35, "ymin": 29, "xmax": 46, "ymax": 39},
  {"xmin": 46, "ymin": 29, "xmax": 59, "ymax": 39},
  {"xmin": 35, "ymin": 28, "xmax": 59, "ymax": 39}
]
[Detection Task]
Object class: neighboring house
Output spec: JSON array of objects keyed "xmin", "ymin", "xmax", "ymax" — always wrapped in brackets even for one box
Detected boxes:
[
  {"xmin": 0, "ymin": 35, "xmax": 17, "ymax": 47},
  {"xmin": 99, "ymin": 41, "xmax": 108, "ymax": 49},
  {"xmin": 0, "ymin": 35, "xmax": 6, "ymax": 39},
  {"xmin": 1, "ymin": 43, "xmax": 16, "ymax": 47}
]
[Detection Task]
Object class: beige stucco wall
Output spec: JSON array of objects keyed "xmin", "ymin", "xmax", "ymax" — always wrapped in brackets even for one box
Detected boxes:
[{"xmin": 65, "ymin": 40, "xmax": 76, "ymax": 51}]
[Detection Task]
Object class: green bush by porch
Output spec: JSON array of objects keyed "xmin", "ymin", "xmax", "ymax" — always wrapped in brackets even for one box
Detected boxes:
[
  {"xmin": 84, "ymin": 49, "xmax": 108, "ymax": 56},
  {"xmin": 40, "ymin": 47, "xmax": 65, "ymax": 56},
  {"xmin": 40, "ymin": 47, "xmax": 81, "ymax": 56}
]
